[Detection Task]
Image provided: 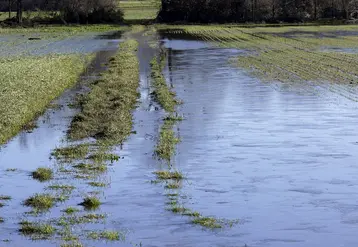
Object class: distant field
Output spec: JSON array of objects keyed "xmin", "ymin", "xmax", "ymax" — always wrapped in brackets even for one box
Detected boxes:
[
  {"xmin": 161, "ymin": 24, "xmax": 358, "ymax": 84},
  {"xmin": 119, "ymin": 0, "xmax": 160, "ymax": 22}
]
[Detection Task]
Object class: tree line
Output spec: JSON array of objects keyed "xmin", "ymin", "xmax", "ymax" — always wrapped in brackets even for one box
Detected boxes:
[
  {"xmin": 0, "ymin": 0, "xmax": 123, "ymax": 24},
  {"xmin": 158, "ymin": 0, "xmax": 358, "ymax": 23}
]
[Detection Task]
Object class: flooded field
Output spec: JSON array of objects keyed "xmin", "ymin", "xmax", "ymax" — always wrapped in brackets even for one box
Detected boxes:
[{"xmin": 1, "ymin": 25, "xmax": 358, "ymax": 247}]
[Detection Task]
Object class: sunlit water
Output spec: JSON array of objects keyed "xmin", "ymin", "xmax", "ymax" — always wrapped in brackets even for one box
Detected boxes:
[{"xmin": 1, "ymin": 33, "xmax": 358, "ymax": 247}]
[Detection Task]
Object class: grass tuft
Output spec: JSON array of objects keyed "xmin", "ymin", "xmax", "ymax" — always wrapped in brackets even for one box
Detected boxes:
[
  {"xmin": 150, "ymin": 57, "xmax": 179, "ymax": 112},
  {"xmin": 88, "ymin": 182, "xmax": 107, "ymax": 187},
  {"xmin": 191, "ymin": 217, "xmax": 222, "ymax": 229},
  {"xmin": 62, "ymin": 207, "xmax": 80, "ymax": 214},
  {"xmin": 79, "ymin": 196, "xmax": 101, "ymax": 210},
  {"xmin": 88, "ymin": 230, "xmax": 125, "ymax": 241},
  {"xmin": 165, "ymin": 181, "xmax": 181, "ymax": 189},
  {"xmin": 23, "ymin": 193, "xmax": 55, "ymax": 211},
  {"xmin": 52, "ymin": 144, "xmax": 90, "ymax": 161},
  {"xmin": 154, "ymin": 170, "xmax": 184, "ymax": 180},
  {"xmin": 47, "ymin": 184, "xmax": 75, "ymax": 191},
  {"xmin": 19, "ymin": 221, "xmax": 55, "ymax": 238},
  {"xmin": 32, "ymin": 167, "xmax": 53, "ymax": 182}
]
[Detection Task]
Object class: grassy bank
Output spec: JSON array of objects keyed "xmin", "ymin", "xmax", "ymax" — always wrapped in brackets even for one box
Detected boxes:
[
  {"xmin": 69, "ymin": 39, "xmax": 139, "ymax": 144},
  {"xmin": 150, "ymin": 54, "xmax": 181, "ymax": 162},
  {"xmin": 19, "ymin": 38, "xmax": 140, "ymax": 245},
  {"xmin": 0, "ymin": 54, "xmax": 88, "ymax": 144},
  {"xmin": 160, "ymin": 25, "xmax": 358, "ymax": 84}
]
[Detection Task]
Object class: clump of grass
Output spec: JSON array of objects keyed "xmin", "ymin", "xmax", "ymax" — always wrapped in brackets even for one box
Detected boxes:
[
  {"xmin": 19, "ymin": 221, "xmax": 55, "ymax": 238},
  {"xmin": 183, "ymin": 211, "xmax": 201, "ymax": 217},
  {"xmin": 0, "ymin": 202, "xmax": 4, "ymax": 207},
  {"xmin": 79, "ymin": 196, "xmax": 101, "ymax": 210},
  {"xmin": 73, "ymin": 163, "xmax": 107, "ymax": 173},
  {"xmin": 169, "ymin": 205, "xmax": 188, "ymax": 214},
  {"xmin": 88, "ymin": 182, "xmax": 107, "ymax": 187},
  {"xmin": 32, "ymin": 167, "xmax": 53, "ymax": 182},
  {"xmin": 165, "ymin": 181, "xmax": 181, "ymax": 189},
  {"xmin": 150, "ymin": 57, "xmax": 179, "ymax": 112},
  {"xmin": 52, "ymin": 144, "xmax": 90, "ymax": 161},
  {"xmin": 166, "ymin": 193, "xmax": 179, "ymax": 197},
  {"xmin": 23, "ymin": 193, "xmax": 55, "ymax": 211},
  {"xmin": 0, "ymin": 196, "xmax": 11, "ymax": 200},
  {"xmin": 87, "ymin": 153, "xmax": 120, "ymax": 163},
  {"xmin": 88, "ymin": 230, "xmax": 125, "ymax": 241},
  {"xmin": 47, "ymin": 184, "xmax": 75, "ymax": 192},
  {"xmin": 191, "ymin": 217, "xmax": 222, "ymax": 229},
  {"xmin": 57, "ymin": 214, "xmax": 106, "ymax": 226},
  {"xmin": 61, "ymin": 241, "xmax": 84, "ymax": 247},
  {"xmin": 68, "ymin": 40, "xmax": 139, "ymax": 145},
  {"xmin": 0, "ymin": 217, "xmax": 4, "ymax": 223},
  {"xmin": 155, "ymin": 127, "xmax": 180, "ymax": 161},
  {"xmin": 62, "ymin": 207, "xmax": 80, "ymax": 214},
  {"xmin": 163, "ymin": 114, "xmax": 184, "ymax": 122},
  {"xmin": 154, "ymin": 170, "xmax": 184, "ymax": 180}
]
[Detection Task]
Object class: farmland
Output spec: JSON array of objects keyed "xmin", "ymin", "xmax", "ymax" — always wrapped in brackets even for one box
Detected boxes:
[{"xmin": 1, "ymin": 0, "xmax": 358, "ymax": 246}]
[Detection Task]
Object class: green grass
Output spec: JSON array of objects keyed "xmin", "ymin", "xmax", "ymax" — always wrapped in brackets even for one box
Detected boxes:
[
  {"xmin": 165, "ymin": 181, "xmax": 181, "ymax": 189},
  {"xmin": 0, "ymin": 54, "xmax": 88, "ymax": 144},
  {"xmin": 155, "ymin": 123, "xmax": 180, "ymax": 161},
  {"xmin": 0, "ymin": 24, "xmax": 128, "ymax": 35},
  {"xmin": 191, "ymin": 217, "xmax": 222, "ymax": 229},
  {"xmin": 72, "ymin": 163, "xmax": 107, "ymax": 173},
  {"xmin": 88, "ymin": 230, "xmax": 125, "ymax": 241},
  {"xmin": 87, "ymin": 152, "xmax": 120, "ymax": 163},
  {"xmin": 68, "ymin": 39, "xmax": 139, "ymax": 144},
  {"xmin": 119, "ymin": 0, "xmax": 160, "ymax": 23},
  {"xmin": 79, "ymin": 196, "xmax": 101, "ymax": 210},
  {"xmin": 62, "ymin": 207, "xmax": 80, "ymax": 214},
  {"xmin": 19, "ymin": 221, "xmax": 55, "ymax": 238},
  {"xmin": 23, "ymin": 193, "xmax": 56, "ymax": 211},
  {"xmin": 52, "ymin": 144, "xmax": 90, "ymax": 161},
  {"xmin": 32, "ymin": 167, "xmax": 53, "ymax": 182},
  {"xmin": 47, "ymin": 184, "xmax": 75, "ymax": 192},
  {"xmin": 88, "ymin": 182, "xmax": 107, "ymax": 187},
  {"xmin": 56, "ymin": 214, "xmax": 106, "ymax": 226},
  {"xmin": 154, "ymin": 170, "xmax": 184, "ymax": 180},
  {"xmin": 160, "ymin": 25, "xmax": 358, "ymax": 84},
  {"xmin": 150, "ymin": 57, "xmax": 179, "ymax": 112},
  {"xmin": 61, "ymin": 241, "xmax": 84, "ymax": 247}
]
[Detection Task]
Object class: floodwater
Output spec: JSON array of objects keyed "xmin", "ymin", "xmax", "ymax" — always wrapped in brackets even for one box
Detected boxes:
[
  {"xmin": 0, "ymin": 32, "xmax": 122, "ymax": 57},
  {"xmin": 2, "ymin": 30, "xmax": 358, "ymax": 247}
]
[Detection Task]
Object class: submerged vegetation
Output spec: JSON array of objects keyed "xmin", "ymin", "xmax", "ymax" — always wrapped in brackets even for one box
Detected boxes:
[
  {"xmin": 154, "ymin": 170, "xmax": 184, "ymax": 180},
  {"xmin": 19, "ymin": 221, "xmax": 55, "ymax": 238},
  {"xmin": 52, "ymin": 144, "xmax": 90, "ymax": 162},
  {"xmin": 88, "ymin": 230, "xmax": 125, "ymax": 241}
]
